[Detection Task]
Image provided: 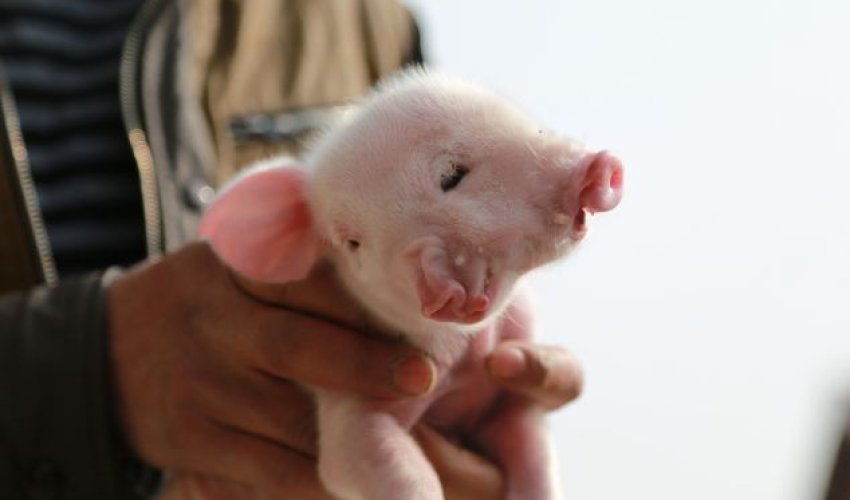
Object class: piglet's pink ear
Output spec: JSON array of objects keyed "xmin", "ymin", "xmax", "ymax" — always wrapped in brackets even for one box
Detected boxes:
[{"xmin": 198, "ymin": 163, "xmax": 322, "ymax": 283}]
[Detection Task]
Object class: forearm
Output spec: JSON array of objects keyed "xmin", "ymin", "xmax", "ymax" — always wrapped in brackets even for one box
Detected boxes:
[{"xmin": 0, "ymin": 271, "xmax": 159, "ymax": 499}]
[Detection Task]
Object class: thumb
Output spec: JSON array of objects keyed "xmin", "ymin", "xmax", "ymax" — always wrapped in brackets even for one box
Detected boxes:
[{"xmin": 487, "ymin": 341, "xmax": 584, "ymax": 410}]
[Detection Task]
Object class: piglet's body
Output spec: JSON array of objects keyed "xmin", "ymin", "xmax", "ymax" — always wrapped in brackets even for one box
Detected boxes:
[{"xmin": 198, "ymin": 70, "xmax": 623, "ymax": 500}]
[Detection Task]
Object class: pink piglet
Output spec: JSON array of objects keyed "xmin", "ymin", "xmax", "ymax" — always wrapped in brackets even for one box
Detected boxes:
[{"xmin": 196, "ymin": 69, "xmax": 623, "ymax": 500}]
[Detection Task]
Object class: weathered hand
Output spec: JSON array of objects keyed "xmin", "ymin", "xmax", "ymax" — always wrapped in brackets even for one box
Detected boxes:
[
  {"xmin": 114, "ymin": 241, "xmax": 583, "ymax": 499},
  {"xmin": 108, "ymin": 242, "xmax": 434, "ymax": 498},
  {"xmin": 417, "ymin": 342, "xmax": 583, "ymax": 500},
  {"xmin": 162, "ymin": 341, "xmax": 584, "ymax": 500},
  {"xmin": 488, "ymin": 341, "xmax": 584, "ymax": 411}
]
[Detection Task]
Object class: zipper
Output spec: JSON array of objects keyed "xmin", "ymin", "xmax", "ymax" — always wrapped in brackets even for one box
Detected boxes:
[
  {"xmin": 0, "ymin": 66, "xmax": 58, "ymax": 287},
  {"xmin": 230, "ymin": 105, "xmax": 356, "ymax": 145},
  {"xmin": 120, "ymin": 0, "xmax": 166, "ymax": 258}
]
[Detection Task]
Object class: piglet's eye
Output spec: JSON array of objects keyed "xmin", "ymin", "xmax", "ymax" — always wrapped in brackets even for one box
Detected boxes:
[
  {"xmin": 440, "ymin": 163, "xmax": 469, "ymax": 192},
  {"xmin": 347, "ymin": 239, "xmax": 361, "ymax": 250}
]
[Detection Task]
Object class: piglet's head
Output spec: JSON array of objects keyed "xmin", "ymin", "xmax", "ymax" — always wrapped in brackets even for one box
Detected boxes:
[
  {"xmin": 308, "ymin": 72, "xmax": 623, "ymax": 330},
  {"xmin": 198, "ymin": 71, "xmax": 623, "ymax": 332}
]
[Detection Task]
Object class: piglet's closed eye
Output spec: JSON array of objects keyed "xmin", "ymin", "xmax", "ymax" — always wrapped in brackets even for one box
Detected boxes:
[{"xmin": 198, "ymin": 164, "xmax": 324, "ymax": 284}]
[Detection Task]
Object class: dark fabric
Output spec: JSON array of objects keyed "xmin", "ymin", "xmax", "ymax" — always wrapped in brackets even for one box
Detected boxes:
[
  {"xmin": 0, "ymin": 0, "xmax": 147, "ymax": 278},
  {"xmin": 0, "ymin": 272, "xmax": 156, "ymax": 499},
  {"xmin": 406, "ymin": 14, "xmax": 426, "ymax": 66}
]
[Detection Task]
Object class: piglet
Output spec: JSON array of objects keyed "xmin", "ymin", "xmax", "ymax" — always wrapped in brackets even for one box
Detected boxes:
[{"xmin": 197, "ymin": 69, "xmax": 623, "ymax": 500}]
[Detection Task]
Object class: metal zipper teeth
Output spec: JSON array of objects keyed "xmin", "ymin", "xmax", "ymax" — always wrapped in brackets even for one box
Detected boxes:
[
  {"xmin": 120, "ymin": 0, "xmax": 165, "ymax": 258},
  {"xmin": 0, "ymin": 68, "xmax": 58, "ymax": 286},
  {"xmin": 230, "ymin": 105, "xmax": 357, "ymax": 144}
]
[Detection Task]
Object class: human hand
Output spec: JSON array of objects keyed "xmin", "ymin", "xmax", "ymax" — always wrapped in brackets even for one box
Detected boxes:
[
  {"xmin": 487, "ymin": 341, "xmax": 584, "ymax": 411},
  {"xmin": 111, "ymin": 241, "xmax": 583, "ymax": 499},
  {"xmin": 108, "ymin": 241, "xmax": 435, "ymax": 498},
  {"xmin": 416, "ymin": 343, "xmax": 583, "ymax": 500},
  {"xmin": 157, "ymin": 341, "xmax": 584, "ymax": 500},
  {"xmin": 230, "ymin": 260, "xmax": 585, "ymax": 500}
]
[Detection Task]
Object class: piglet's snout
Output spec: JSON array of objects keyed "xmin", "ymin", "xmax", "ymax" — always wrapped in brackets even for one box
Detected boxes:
[
  {"xmin": 578, "ymin": 151, "xmax": 624, "ymax": 214},
  {"xmin": 552, "ymin": 150, "xmax": 623, "ymax": 234}
]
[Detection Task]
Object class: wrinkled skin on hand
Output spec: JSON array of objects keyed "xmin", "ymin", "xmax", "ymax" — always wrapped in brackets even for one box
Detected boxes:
[
  {"xmin": 109, "ymin": 242, "xmax": 431, "ymax": 498},
  {"xmin": 109, "ymin": 242, "xmax": 583, "ymax": 499}
]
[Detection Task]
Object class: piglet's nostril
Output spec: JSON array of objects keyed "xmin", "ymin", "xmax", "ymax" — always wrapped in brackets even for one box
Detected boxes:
[{"xmin": 609, "ymin": 166, "xmax": 624, "ymax": 190}]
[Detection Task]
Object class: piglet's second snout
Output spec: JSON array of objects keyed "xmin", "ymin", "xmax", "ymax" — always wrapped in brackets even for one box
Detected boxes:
[{"xmin": 578, "ymin": 151, "xmax": 624, "ymax": 214}]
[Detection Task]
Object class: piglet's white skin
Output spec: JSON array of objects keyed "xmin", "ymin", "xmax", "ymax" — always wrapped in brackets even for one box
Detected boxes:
[{"xmin": 197, "ymin": 70, "xmax": 623, "ymax": 500}]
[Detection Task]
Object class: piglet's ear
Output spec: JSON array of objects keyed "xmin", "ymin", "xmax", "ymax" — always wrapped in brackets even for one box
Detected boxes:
[{"xmin": 198, "ymin": 163, "xmax": 322, "ymax": 283}]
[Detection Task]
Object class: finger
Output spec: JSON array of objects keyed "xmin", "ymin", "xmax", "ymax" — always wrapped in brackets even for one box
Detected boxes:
[
  {"xmin": 246, "ymin": 305, "xmax": 437, "ymax": 399},
  {"xmin": 487, "ymin": 342, "xmax": 584, "ymax": 410},
  {"xmin": 179, "ymin": 418, "xmax": 332, "ymax": 500},
  {"xmin": 224, "ymin": 250, "xmax": 438, "ymax": 399},
  {"xmin": 195, "ymin": 366, "xmax": 319, "ymax": 456},
  {"xmin": 232, "ymin": 257, "xmax": 365, "ymax": 328},
  {"xmin": 413, "ymin": 425, "xmax": 504, "ymax": 500}
]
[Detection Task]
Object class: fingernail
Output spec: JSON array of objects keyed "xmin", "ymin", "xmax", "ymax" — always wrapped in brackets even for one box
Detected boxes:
[
  {"xmin": 393, "ymin": 355, "xmax": 436, "ymax": 396},
  {"xmin": 490, "ymin": 346, "xmax": 526, "ymax": 379}
]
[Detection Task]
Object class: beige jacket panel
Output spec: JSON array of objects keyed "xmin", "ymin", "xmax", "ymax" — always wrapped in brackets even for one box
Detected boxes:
[{"xmin": 183, "ymin": 0, "xmax": 415, "ymax": 184}]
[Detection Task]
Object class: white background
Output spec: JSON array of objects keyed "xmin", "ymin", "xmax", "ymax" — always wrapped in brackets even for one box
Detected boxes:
[{"xmin": 404, "ymin": 1, "xmax": 850, "ymax": 499}]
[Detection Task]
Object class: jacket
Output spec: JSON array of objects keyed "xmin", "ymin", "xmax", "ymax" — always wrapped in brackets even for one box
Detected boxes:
[{"xmin": 0, "ymin": 1, "xmax": 422, "ymax": 497}]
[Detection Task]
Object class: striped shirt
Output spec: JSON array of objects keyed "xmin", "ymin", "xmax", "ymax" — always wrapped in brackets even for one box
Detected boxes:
[{"xmin": 0, "ymin": 0, "xmax": 147, "ymax": 277}]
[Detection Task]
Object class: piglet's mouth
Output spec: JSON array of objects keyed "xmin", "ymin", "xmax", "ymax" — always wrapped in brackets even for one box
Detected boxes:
[
  {"xmin": 418, "ymin": 270, "xmax": 496, "ymax": 325},
  {"xmin": 409, "ymin": 236, "xmax": 501, "ymax": 325},
  {"xmin": 426, "ymin": 289, "xmax": 491, "ymax": 325}
]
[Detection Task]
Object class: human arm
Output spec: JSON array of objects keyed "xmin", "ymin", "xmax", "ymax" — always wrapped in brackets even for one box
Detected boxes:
[{"xmin": 0, "ymin": 273, "xmax": 154, "ymax": 499}]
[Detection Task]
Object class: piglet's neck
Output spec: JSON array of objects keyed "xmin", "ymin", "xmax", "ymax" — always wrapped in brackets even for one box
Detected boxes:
[{"xmin": 356, "ymin": 295, "xmax": 479, "ymax": 365}]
